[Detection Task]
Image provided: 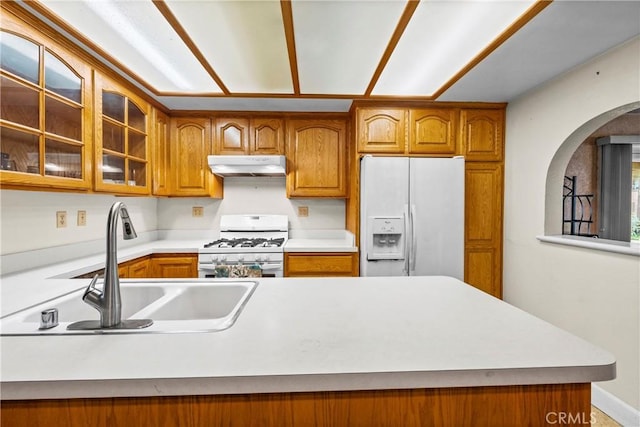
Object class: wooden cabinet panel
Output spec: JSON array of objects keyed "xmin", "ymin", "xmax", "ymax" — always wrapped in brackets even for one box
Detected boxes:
[
  {"xmin": 356, "ymin": 108, "xmax": 406, "ymax": 153},
  {"xmin": 214, "ymin": 117, "xmax": 249, "ymax": 154},
  {"xmin": 127, "ymin": 257, "xmax": 151, "ymax": 278},
  {"xmin": 94, "ymin": 72, "xmax": 151, "ymax": 195},
  {"xmin": 286, "ymin": 119, "xmax": 347, "ymax": 198},
  {"xmin": 170, "ymin": 118, "xmax": 222, "ymax": 197},
  {"xmin": 285, "ymin": 253, "xmax": 359, "ymax": 277},
  {"xmin": 251, "ymin": 117, "xmax": 284, "ymax": 154},
  {"xmin": 149, "ymin": 254, "xmax": 197, "ymax": 278},
  {"xmin": 465, "ymin": 247, "xmax": 501, "ymax": 299},
  {"xmin": 460, "ymin": 109, "xmax": 504, "ymax": 161},
  {"xmin": 409, "ymin": 108, "xmax": 458, "ymax": 154},
  {"xmin": 152, "ymin": 109, "xmax": 170, "ymax": 196},
  {"xmin": 465, "ymin": 162, "xmax": 503, "ymax": 298},
  {"xmin": 465, "ymin": 163, "xmax": 503, "ymax": 244}
]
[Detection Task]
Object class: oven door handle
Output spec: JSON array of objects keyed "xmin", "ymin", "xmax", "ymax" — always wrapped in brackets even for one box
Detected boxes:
[{"xmin": 259, "ymin": 263, "xmax": 281, "ymax": 271}]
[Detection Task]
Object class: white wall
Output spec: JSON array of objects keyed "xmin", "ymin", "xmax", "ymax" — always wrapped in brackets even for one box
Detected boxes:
[
  {"xmin": 504, "ymin": 36, "xmax": 640, "ymax": 410},
  {"xmin": 0, "ymin": 177, "xmax": 345, "ymax": 256},
  {"xmin": 156, "ymin": 177, "xmax": 346, "ymax": 232},
  {"xmin": 0, "ymin": 190, "xmax": 157, "ymax": 255}
]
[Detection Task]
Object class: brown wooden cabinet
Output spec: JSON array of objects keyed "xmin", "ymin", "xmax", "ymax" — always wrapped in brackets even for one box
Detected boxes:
[
  {"xmin": 0, "ymin": 15, "xmax": 93, "ymax": 191},
  {"xmin": 250, "ymin": 117, "xmax": 284, "ymax": 154},
  {"xmin": 464, "ymin": 162, "xmax": 503, "ymax": 298},
  {"xmin": 460, "ymin": 109, "xmax": 504, "ymax": 161},
  {"xmin": 151, "ymin": 108, "xmax": 171, "ymax": 196},
  {"xmin": 356, "ymin": 108, "xmax": 407, "ymax": 153},
  {"xmin": 93, "ymin": 72, "xmax": 151, "ymax": 195},
  {"xmin": 285, "ymin": 252, "xmax": 359, "ymax": 277},
  {"xmin": 409, "ymin": 108, "xmax": 458, "ymax": 154},
  {"xmin": 119, "ymin": 256, "xmax": 151, "ymax": 278},
  {"xmin": 213, "ymin": 116, "xmax": 284, "ymax": 155},
  {"xmin": 286, "ymin": 118, "xmax": 347, "ymax": 198},
  {"xmin": 149, "ymin": 254, "xmax": 198, "ymax": 278},
  {"xmin": 170, "ymin": 117, "xmax": 222, "ymax": 198}
]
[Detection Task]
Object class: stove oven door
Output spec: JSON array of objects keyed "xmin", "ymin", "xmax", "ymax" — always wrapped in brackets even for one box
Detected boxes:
[{"xmin": 198, "ymin": 262, "xmax": 283, "ymax": 279}]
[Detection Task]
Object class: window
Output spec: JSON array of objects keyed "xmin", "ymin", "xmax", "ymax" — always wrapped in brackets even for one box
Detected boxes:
[{"xmin": 563, "ymin": 110, "xmax": 640, "ymax": 242}]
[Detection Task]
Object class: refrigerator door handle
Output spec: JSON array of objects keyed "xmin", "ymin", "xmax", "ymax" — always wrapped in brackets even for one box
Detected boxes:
[
  {"xmin": 404, "ymin": 205, "xmax": 410, "ymax": 274},
  {"xmin": 410, "ymin": 204, "xmax": 417, "ymax": 273}
]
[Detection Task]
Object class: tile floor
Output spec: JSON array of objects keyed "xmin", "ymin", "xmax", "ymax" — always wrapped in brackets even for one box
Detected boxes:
[{"xmin": 592, "ymin": 406, "xmax": 621, "ymax": 426}]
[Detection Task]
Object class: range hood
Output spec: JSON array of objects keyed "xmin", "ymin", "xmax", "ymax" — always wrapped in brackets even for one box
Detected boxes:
[{"xmin": 208, "ymin": 155, "xmax": 286, "ymax": 177}]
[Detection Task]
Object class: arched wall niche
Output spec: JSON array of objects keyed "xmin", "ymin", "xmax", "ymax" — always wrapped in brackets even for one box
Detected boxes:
[{"xmin": 544, "ymin": 101, "xmax": 640, "ymax": 235}]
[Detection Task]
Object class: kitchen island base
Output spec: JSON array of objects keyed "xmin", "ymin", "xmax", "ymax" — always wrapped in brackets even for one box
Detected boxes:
[{"xmin": 1, "ymin": 383, "xmax": 590, "ymax": 427}]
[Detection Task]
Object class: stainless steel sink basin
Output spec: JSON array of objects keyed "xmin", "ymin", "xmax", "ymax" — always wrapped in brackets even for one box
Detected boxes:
[{"xmin": 0, "ymin": 280, "xmax": 258, "ymax": 335}]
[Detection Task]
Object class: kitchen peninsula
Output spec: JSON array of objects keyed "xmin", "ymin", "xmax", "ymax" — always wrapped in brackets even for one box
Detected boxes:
[{"xmin": 1, "ymin": 246, "xmax": 615, "ymax": 426}]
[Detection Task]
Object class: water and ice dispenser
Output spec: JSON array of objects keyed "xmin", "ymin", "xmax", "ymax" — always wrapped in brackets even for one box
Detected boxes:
[{"xmin": 366, "ymin": 216, "xmax": 405, "ymax": 260}]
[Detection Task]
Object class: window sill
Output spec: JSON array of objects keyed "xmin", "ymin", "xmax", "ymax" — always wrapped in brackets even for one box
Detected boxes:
[{"xmin": 536, "ymin": 235, "xmax": 640, "ymax": 257}]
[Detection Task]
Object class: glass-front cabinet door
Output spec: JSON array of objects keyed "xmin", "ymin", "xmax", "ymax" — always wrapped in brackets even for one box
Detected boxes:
[
  {"xmin": 0, "ymin": 29, "xmax": 92, "ymax": 190},
  {"xmin": 94, "ymin": 73, "xmax": 150, "ymax": 194}
]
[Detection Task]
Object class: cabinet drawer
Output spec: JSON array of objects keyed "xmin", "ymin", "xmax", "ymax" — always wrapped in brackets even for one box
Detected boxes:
[{"xmin": 285, "ymin": 253, "xmax": 359, "ymax": 277}]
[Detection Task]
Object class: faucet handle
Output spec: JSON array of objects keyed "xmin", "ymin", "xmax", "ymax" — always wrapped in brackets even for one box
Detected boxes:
[{"xmin": 82, "ymin": 274, "xmax": 102, "ymax": 305}]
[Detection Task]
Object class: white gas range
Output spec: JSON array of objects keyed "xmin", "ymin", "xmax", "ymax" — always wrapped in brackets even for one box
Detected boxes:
[{"xmin": 198, "ymin": 214, "xmax": 288, "ymax": 278}]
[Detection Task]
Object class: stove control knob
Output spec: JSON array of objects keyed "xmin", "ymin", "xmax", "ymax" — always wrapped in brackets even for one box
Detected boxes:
[
  {"xmin": 219, "ymin": 255, "xmax": 227, "ymax": 263},
  {"xmin": 209, "ymin": 255, "xmax": 217, "ymax": 263},
  {"xmin": 255, "ymin": 255, "xmax": 263, "ymax": 262},
  {"xmin": 237, "ymin": 255, "xmax": 245, "ymax": 262}
]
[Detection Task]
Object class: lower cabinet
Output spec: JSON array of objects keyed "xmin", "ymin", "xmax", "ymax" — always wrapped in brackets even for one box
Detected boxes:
[
  {"xmin": 284, "ymin": 253, "xmax": 359, "ymax": 277},
  {"xmin": 77, "ymin": 254, "xmax": 198, "ymax": 279},
  {"xmin": 149, "ymin": 254, "xmax": 198, "ymax": 279}
]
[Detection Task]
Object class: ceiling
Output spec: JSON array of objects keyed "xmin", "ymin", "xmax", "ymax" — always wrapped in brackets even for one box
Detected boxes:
[{"xmin": 18, "ymin": 0, "xmax": 640, "ymax": 112}]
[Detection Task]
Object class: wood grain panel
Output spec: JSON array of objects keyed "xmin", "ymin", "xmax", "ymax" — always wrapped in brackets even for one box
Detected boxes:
[
  {"xmin": 215, "ymin": 117, "xmax": 249, "ymax": 154},
  {"xmin": 149, "ymin": 254, "xmax": 197, "ymax": 278},
  {"xmin": 251, "ymin": 117, "xmax": 284, "ymax": 154},
  {"xmin": 286, "ymin": 119, "xmax": 347, "ymax": 197},
  {"xmin": 465, "ymin": 163, "xmax": 502, "ymax": 244},
  {"xmin": 465, "ymin": 247, "xmax": 501, "ymax": 298},
  {"xmin": 410, "ymin": 108, "xmax": 458, "ymax": 154},
  {"xmin": 285, "ymin": 252, "xmax": 358, "ymax": 277},
  {"xmin": 151, "ymin": 108, "xmax": 170, "ymax": 195},
  {"xmin": 356, "ymin": 108, "xmax": 406, "ymax": 153},
  {"xmin": 171, "ymin": 118, "xmax": 211, "ymax": 195},
  {"xmin": 460, "ymin": 109, "xmax": 504, "ymax": 161},
  {"xmin": 1, "ymin": 383, "xmax": 591, "ymax": 427}
]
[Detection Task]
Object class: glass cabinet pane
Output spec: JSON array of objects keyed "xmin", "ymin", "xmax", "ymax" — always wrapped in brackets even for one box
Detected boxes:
[
  {"xmin": 45, "ymin": 95, "xmax": 81, "ymax": 140},
  {"xmin": 45, "ymin": 139, "xmax": 82, "ymax": 179},
  {"xmin": 0, "ymin": 76, "xmax": 39, "ymax": 129},
  {"xmin": 128, "ymin": 100, "xmax": 145, "ymax": 132},
  {"xmin": 128, "ymin": 129, "xmax": 146, "ymax": 159},
  {"xmin": 102, "ymin": 92, "xmax": 125, "ymax": 122},
  {"xmin": 102, "ymin": 154, "xmax": 125, "ymax": 184},
  {"xmin": 102, "ymin": 121, "xmax": 124, "ymax": 153},
  {"xmin": 0, "ymin": 31, "xmax": 39, "ymax": 84},
  {"xmin": 0, "ymin": 127, "xmax": 39, "ymax": 173},
  {"xmin": 44, "ymin": 50, "xmax": 81, "ymax": 103},
  {"xmin": 129, "ymin": 160, "xmax": 146, "ymax": 186}
]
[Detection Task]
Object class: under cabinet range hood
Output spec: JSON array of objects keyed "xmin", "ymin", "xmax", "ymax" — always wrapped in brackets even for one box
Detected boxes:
[{"xmin": 207, "ymin": 155, "xmax": 286, "ymax": 177}]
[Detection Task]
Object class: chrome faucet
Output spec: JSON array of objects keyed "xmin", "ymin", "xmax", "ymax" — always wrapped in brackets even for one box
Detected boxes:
[
  {"xmin": 83, "ymin": 201, "xmax": 136, "ymax": 327},
  {"xmin": 69, "ymin": 201, "xmax": 152, "ymax": 330}
]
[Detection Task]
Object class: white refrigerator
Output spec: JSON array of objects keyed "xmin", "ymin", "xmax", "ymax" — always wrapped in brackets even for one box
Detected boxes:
[{"xmin": 360, "ymin": 155, "xmax": 464, "ymax": 279}]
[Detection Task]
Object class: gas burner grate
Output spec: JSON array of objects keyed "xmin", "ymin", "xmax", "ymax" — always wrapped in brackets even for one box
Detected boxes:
[{"xmin": 203, "ymin": 237, "xmax": 286, "ymax": 249}]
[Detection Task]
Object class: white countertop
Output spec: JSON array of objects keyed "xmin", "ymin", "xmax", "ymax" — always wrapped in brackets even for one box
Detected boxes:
[
  {"xmin": 284, "ymin": 229, "xmax": 357, "ymax": 253},
  {"xmin": 1, "ymin": 269, "xmax": 615, "ymax": 400}
]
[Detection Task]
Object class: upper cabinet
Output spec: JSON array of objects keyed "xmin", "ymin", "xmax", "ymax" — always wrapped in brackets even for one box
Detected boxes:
[
  {"xmin": 0, "ymin": 28, "xmax": 93, "ymax": 190},
  {"xmin": 213, "ymin": 116, "xmax": 284, "ymax": 155},
  {"xmin": 93, "ymin": 72, "xmax": 150, "ymax": 194},
  {"xmin": 409, "ymin": 108, "xmax": 458, "ymax": 154},
  {"xmin": 151, "ymin": 108, "xmax": 170, "ymax": 196},
  {"xmin": 170, "ymin": 117, "xmax": 222, "ymax": 198},
  {"xmin": 460, "ymin": 109, "xmax": 504, "ymax": 161},
  {"xmin": 286, "ymin": 118, "xmax": 347, "ymax": 198},
  {"xmin": 356, "ymin": 108, "xmax": 406, "ymax": 153}
]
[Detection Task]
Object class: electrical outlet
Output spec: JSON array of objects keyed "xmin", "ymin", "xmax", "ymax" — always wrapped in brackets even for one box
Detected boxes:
[
  {"xmin": 56, "ymin": 211, "xmax": 67, "ymax": 228},
  {"xmin": 298, "ymin": 206, "xmax": 309, "ymax": 217},
  {"xmin": 192, "ymin": 206, "xmax": 204, "ymax": 217},
  {"xmin": 77, "ymin": 210, "xmax": 87, "ymax": 226}
]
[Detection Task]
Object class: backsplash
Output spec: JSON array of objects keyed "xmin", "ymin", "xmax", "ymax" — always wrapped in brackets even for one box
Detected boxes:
[
  {"xmin": 0, "ymin": 178, "xmax": 345, "ymax": 256},
  {"xmin": 156, "ymin": 177, "xmax": 346, "ymax": 231}
]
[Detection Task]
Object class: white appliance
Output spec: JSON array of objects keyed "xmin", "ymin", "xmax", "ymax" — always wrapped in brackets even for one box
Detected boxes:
[
  {"xmin": 208, "ymin": 155, "xmax": 286, "ymax": 177},
  {"xmin": 198, "ymin": 214, "xmax": 288, "ymax": 278},
  {"xmin": 360, "ymin": 155, "xmax": 464, "ymax": 278}
]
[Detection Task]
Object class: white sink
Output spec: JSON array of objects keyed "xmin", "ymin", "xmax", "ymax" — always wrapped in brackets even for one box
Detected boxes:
[{"xmin": 0, "ymin": 279, "xmax": 258, "ymax": 335}]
